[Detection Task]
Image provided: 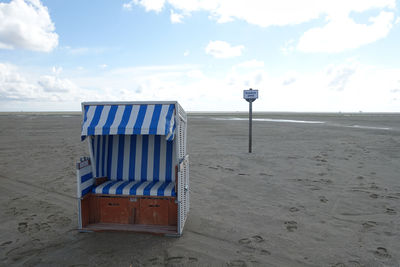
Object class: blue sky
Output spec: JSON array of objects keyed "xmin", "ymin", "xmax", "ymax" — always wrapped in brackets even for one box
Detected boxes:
[{"xmin": 0, "ymin": 0, "xmax": 399, "ymax": 111}]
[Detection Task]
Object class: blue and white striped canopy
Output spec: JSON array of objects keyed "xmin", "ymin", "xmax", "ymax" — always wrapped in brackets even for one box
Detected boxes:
[{"xmin": 81, "ymin": 103, "xmax": 175, "ymax": 141}]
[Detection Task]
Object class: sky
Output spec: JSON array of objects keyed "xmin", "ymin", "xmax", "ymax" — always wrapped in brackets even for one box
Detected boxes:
[{"xmin": 0, "ymin": 0, "xmax": 400, "ymax": 112}]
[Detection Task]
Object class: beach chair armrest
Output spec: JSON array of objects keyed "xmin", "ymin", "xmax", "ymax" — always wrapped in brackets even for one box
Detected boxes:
[{"xmin": 76, "ymin": 157, "xmax": 94, "ymax": 198}]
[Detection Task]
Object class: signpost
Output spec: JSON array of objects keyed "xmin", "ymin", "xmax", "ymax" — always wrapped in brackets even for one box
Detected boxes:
[{"xmin": 243, "ymin": 88, "xmax": 258, "ymax": 153}]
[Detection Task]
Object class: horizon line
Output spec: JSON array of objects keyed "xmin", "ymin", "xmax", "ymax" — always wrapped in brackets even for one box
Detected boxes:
[{"xmin": 1, "ymin": 111, "xmax": 399, "ymax": 115}]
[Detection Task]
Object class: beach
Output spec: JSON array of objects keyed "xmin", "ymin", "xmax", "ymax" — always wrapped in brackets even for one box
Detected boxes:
[{"xmin": 0, "ymin": 112, "xmax": 399, "ymax": 266}]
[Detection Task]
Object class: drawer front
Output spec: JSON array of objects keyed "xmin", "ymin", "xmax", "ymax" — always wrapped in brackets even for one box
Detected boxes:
[
  {"xmin": 99, "ymin": 197, "xmax": 133, "ymax": 224},
  {"xmin": 138, "ymin": 198, "xmax": 169, "ymax": 225}
]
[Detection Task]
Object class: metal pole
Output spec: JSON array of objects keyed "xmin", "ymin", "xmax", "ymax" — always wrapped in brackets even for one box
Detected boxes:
[{"xmin": 249, "ymin": 100, "xmax": 252, "ymax": 153}]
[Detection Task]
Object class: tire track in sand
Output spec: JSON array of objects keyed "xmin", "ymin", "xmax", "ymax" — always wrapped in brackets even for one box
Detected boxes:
[{"xmin": 0, "ymin": 174, "xmax": 74, "ymax": 209}]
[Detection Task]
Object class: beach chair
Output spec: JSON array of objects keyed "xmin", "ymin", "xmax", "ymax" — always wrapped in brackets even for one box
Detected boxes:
[{"xmin": 76, "ymin": 101, "xmax": 189, "ymax": 236}]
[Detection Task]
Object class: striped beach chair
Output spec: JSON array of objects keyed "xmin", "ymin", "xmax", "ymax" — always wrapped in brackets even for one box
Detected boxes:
[{"xmin": 76, "ymin": 101, "xmax": 189, "ymax": 236}]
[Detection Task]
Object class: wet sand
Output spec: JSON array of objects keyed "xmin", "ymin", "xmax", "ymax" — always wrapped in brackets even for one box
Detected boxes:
[{"xmin": 0, "ymin": 112, "xmax": 399, "ymax": 266}]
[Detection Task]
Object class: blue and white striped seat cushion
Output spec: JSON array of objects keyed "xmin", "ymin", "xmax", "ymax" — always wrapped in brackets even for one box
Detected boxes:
[{"xmin": 92, "ymin": 180, "xmax": 176, "ymax": 197}]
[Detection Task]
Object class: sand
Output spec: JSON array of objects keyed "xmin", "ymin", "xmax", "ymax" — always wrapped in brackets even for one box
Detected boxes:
[{"xmin": 0, "ymin": 112, "xmax": 399, "ymax": 266}]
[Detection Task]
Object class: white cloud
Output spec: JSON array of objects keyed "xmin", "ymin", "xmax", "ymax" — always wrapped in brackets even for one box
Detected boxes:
[
  {"xmin": 2, "ymin": 61, "xmax": 400, "ymax": 112},
  {"xmin": 52, "ymin": 66, "xmax": 62, "ymax": 75},
  {"xmin": 183, "ymin": 50, "xmax": 189, "ymax": 56},
  {"xmin": 0, "ymin": 63, "xmax": 40, "ymax": 101},
  {"xmin": 122, "ymin": 1, "xmax": 134, "ymax": 10},
  {"xmin": 123, "ymin": 0, "xmax": 165, "ymax": 12},
  {"xmin": 326, "ymin": 64, "xmax": 357, "ymax": 91},
  {"xmin": 99, "ymin": 64, "xmax": 108, "ymax": 69},
  {"xmin": 281, "ymin": 39, "xmax": 295, "ymax": 55},
  {"xmin": 125, "ymin": 0, "xmax": 397, "ymax": 53},
  {"xmin": 185, "ymin": 70, "xmax": 204, "ymax": 79},
  {"xmin": 0, "ymin": 62, "xmax": 82, "ymax": 104},
  {"xmin": 70, "ymin": 61, "xmax": 400, "ymax": 112},
  {"xmin": 282, "ymin": 77, "xmax": 296, "ymax": 86},
  {"xmin": 38, "ymin": 75, "xmax": 76, "ymax": 93},
  {"xmin": 0, "ymin": 0, "xmax": 58, "ymax": 52},
  {"xmin": 275, "ymin": 61, "xmax": 400, "ymax": 111},
  {"xmin": 170, "ymin": 9, "xmax": 184, "ymax": 23},
  {"xmin": 0, "ymin": 42, "xmax": 13, "ymax": 50},
  {"xmin": 298, "ymin": 11, "xmax": 395, "ymax": 53},
  {"xmin": 205, "ymin": 40, "xmax": 244, "ymax": 59},
  {"xmin": 126, "ymin": 0, "xmax": 396, "ymax": 27}
]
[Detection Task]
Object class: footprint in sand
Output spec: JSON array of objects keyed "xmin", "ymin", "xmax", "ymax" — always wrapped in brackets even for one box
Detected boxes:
[
  {"xmin": 332, "ymin": 261, "xmax": 362, "ymax": 267},
  {"xmin": 40, "ymin": 222, "xmax": 51, "ymax": 231},
  {"xmin": 321, "ymin": 179, "xmax": 333, "ymax": 184},
  {"xmin": 165, "ymin": 256, "xmax": 198, "ymax": 265},
  {"xmin": 238, "ymin": 246, "xmax": 256, "ymax": 256},
  {"xmin": 166, "ymin": 256, "xmax": 185, "ymax": 265},
  {"xmin": 362, "ymin": 221, "xmax": 377, "ymax": 230},
  {"xmin": 314, "ymin": 155, "xmax": 327, "ymax": 163},
  {"xmin": 289, "ymin": 207, "xmax": 299, "ymax": 212},
  {"xmin": 332, "ymin": 263, "xmax": 346, "ymax": 267},
  {"xmin": 238, "ymin": 235, "xmax": 264, "ymax": 245},
  {"xmin": 188, "ymin": 257, "xmax": 198, "ymax": 263},
  {"xmin": 313, "ymin": 178, "xmax": 332, "ymax": 184},
  {"xmin": 284, "ymin": 221, "xmax": 298, "ymax": 232},
  {"xmin": 0, "ymin": 241, "xmax": 12, "ymax": 247},
  {"xmin": 319, "ymin": 196, "xmax": 328, "ymax": 203},
  {"xmin": 148, "ymin": 257, "xmax": 164, "ymax": 265},
  {"xmin": 374, "ymin": 247, "xmax": 390, "ymax": 259},
  {"xmin": 17, "ymin": 222, "xmax": 28, "ymax": 233},
  {"xmin": 251, "ymin": 235, "xmax": 264, "ymax": 243},
  {"xmin": 238, "ymin": 238, "xmax": 251, "ymax": 245},
  {"xmin": 29, "ymin": 223, "xmax": 41, "ymax": 234},
  {"xmin": 310, "ymin": 186, "xmax": 321, "ymax": 191},
  {"xmin": 385, "ymin": 208, "xmax": 396, "ymax": 215},
  {"xmin": 369, "ymin": 183, "xmax": 379, "ymax": 190},
  {"xmin": 260, "ymin": 249, "xmax": 271, "ymax": 255},
  {"xmin": 227, "ymin": 259, "xmax": 247, "ymax": 267},
  {"xmin": 369, "ymin": 193, "xmax": 379, "ymax": 199},
  {"xmin": 237, "ymin": 235, "xmax": 269, "ymax": 259}
]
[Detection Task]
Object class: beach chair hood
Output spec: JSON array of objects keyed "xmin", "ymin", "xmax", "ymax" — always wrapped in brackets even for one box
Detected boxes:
[{"xmin": 81, "ymin": 102, "xmax": 176, "ymax": 141}]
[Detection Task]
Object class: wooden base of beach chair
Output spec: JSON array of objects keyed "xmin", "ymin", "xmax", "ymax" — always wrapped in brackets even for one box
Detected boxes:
[
  {"xmin": 80, "ymin": 194, "xmax": 178, "ymax": 235},
  {"xmin": 82, "ymin": 223, "xmax": 178, "ymax": 235}
]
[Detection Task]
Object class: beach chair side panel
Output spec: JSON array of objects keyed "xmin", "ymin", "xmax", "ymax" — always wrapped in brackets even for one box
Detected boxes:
[
  {"xmin": 176, "ymin": 104, "xmax": 189, "ymax": 235},
  {"xmin": 76, "ymin": 158, "xmax": 94, "ymax": 229},
  {"xmin": 76, "ymin": 158, "xmax": 94, "ymax": 198}
]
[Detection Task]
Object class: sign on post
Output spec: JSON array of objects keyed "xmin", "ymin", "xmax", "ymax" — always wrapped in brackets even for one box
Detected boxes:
[
  {"xmin": 243, "ymin": 89, "xmax": 258, "ymax": 101},
  {"xmin": 243, "ymin": 88, "xmax": 258, "ymax": 153}
]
